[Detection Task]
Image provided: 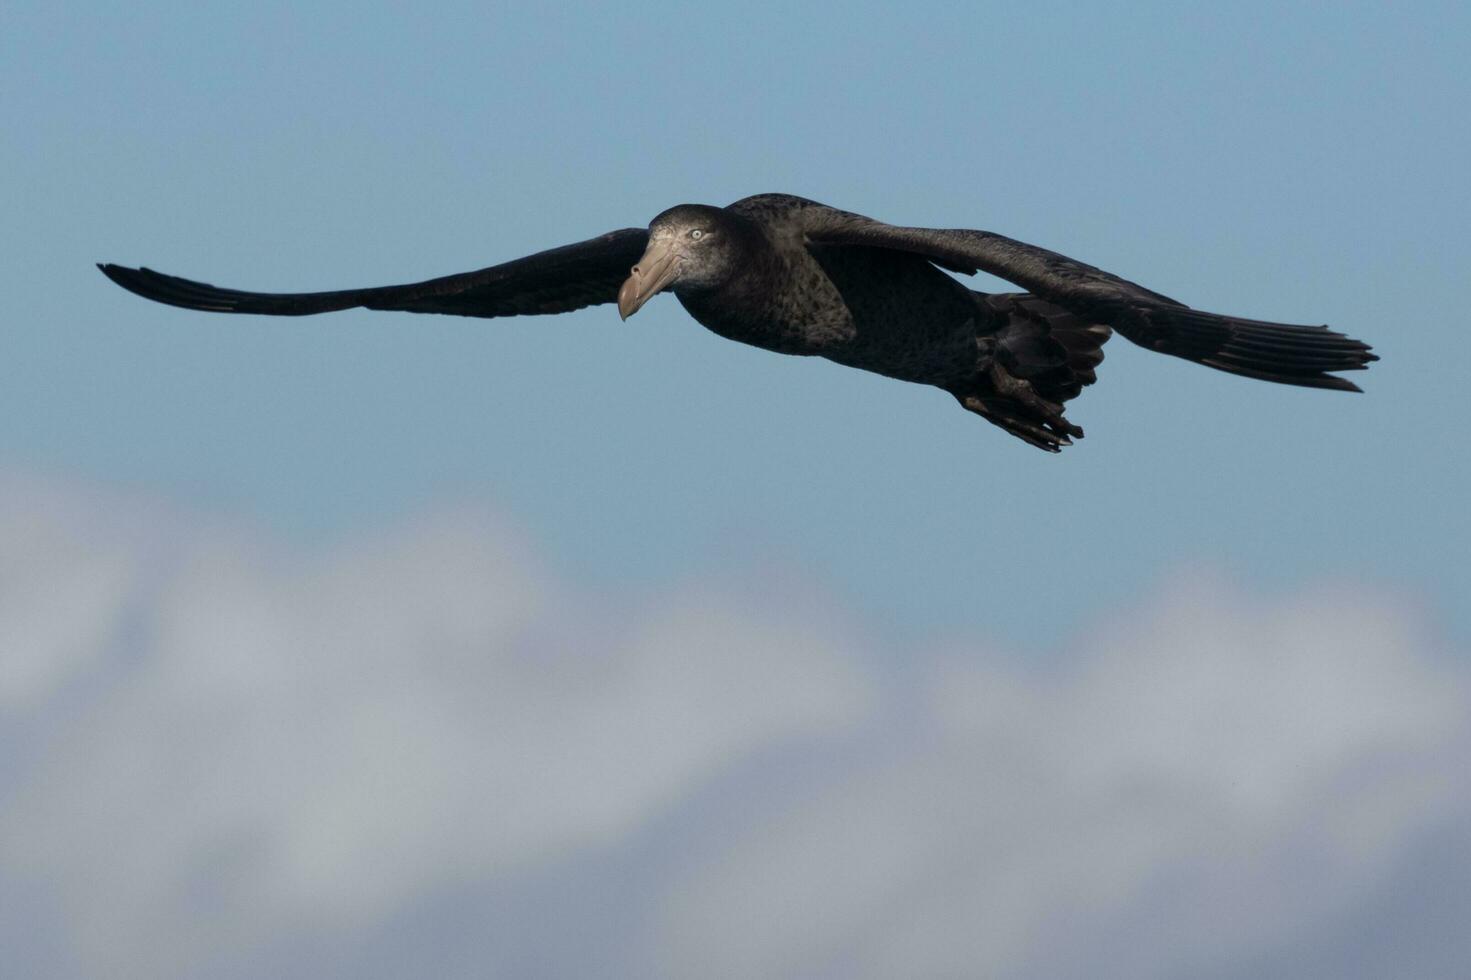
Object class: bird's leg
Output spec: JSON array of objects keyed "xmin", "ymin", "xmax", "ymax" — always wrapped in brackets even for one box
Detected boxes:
[
  {"xmin": 986, "ymin": 362, "xmax": 1084, "ymax": 439},
  {"xmin": 958, "ymin": 394, "xmax": 1071, "ymax": 451}
]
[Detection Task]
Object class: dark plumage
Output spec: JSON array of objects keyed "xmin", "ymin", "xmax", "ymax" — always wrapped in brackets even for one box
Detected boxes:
[{"xmin": 99, "ymin": 193, "xmax": 1376, "ymax": 451}]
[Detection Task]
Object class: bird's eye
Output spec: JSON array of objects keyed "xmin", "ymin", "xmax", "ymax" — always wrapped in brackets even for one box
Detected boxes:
[{"xmin": 689, "ymin": 229, "xmax": 705, "ymax": 240}]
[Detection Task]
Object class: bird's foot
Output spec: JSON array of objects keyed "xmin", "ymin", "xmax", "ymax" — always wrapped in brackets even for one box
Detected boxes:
[
  {"xmin": 986, "ymin": 363, "xmax": 1084, "ymax": 439},
  {"xmin": 958, "ymin": 396, "xmax": 1068, "ymax": 451}
]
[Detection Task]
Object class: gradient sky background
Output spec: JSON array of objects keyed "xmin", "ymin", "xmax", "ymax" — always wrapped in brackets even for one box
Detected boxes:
[{"xmin": 4, "ymin": 2, "xmax": 1470, "ymax": 978}]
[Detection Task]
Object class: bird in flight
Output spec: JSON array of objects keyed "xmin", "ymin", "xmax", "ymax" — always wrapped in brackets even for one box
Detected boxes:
[{"xmin": 100, "ymin": 193, "xmax": 1375, "ymax": 452}]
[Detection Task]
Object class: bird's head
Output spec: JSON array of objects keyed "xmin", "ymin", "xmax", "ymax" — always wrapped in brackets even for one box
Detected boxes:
[{"xmin": 618, "ymin": 205, "xmax": 743, "ymax": 319}]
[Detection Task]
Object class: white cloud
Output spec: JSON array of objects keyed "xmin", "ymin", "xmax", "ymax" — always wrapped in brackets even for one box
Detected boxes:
[
  {"xmin": 0, "ymin": 475, "xmax": 155, "ymax": 709},
  {"xmin": 1, "ymin": 477, "xmax": 1466, "ymax": 979},
  {"xmin": 655, "ymin": 578, "xmax": 1469, "ymax": 979}
]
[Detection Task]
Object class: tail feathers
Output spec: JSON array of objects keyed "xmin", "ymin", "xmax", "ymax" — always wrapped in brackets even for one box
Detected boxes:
[
  {"xmin": 1050, "ymin": 320, "xmax": 1110, "ymax": 388},
  {"xmin": 983, "ymin": 293, "xmax": 1112, "ymax": 403},
  {"xmin": 1125, "ymin": 307, "xmax": 1378, "ymax": 392}
]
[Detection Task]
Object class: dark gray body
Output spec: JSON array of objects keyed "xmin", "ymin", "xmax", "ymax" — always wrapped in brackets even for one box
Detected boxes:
[{"xmin": 680, "ymin": 235, "xmax": 983, "ymax": 385}]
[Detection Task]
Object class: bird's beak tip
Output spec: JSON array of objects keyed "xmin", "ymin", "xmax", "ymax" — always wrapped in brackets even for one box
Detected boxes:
[
  {"xmin": 617, "ymin": 240, "xmax": 682, "ymax": 322},
  {"xmin": 616, "ymin": 272, "xmax": 644, "ymax": 321}
]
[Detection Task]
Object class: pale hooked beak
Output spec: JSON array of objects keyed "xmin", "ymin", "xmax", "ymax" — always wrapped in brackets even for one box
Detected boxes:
[{"xmin": 617, "ymin": 239, "xmax": 681, "ymax": 320}]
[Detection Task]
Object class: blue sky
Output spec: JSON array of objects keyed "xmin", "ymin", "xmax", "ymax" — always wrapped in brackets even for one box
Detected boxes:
[
  {"xmin": 3, "ymin": 3, "xmax": 1470, "ymax": 977},
  {"xmin": 6, "ymin": 0, "xmax": 1468, "ymax": 647}
]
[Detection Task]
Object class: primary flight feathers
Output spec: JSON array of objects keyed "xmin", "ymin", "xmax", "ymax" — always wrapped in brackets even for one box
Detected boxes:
[
  {"xmin": 100, "ymin": 229, "xmax": 649, "ymax": 318},
  {"xmin": 100, "ymin": 193, "xmax": 1375, "ymax": 452}
]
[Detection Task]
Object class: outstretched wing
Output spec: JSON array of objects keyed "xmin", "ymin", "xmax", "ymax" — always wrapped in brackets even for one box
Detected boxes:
[
  {"xmin": 99, "ymin": 229, "xmax": 649, "ymax": 319},
  {"xmin": 793, "ymin": 200, "xmax": 1376, "ymax": 391}
]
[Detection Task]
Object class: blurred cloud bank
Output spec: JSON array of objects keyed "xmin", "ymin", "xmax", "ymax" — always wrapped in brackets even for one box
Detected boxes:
[{"xmin": 2, "ymin": 473, "xmax": 1466, "ymax": 979}]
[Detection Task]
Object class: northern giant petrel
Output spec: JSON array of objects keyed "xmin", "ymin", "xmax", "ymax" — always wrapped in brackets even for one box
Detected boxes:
[{"xmin": 99, "ymin": 193, "xmax": 1376, "ymax": 451}]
